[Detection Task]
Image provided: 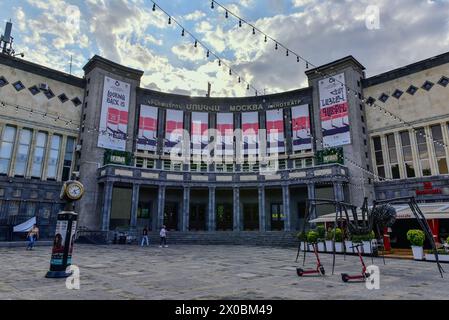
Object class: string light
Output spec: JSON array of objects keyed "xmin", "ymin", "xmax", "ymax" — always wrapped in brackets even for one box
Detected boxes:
[
  {"xmin": 211, "ymin": 0, "xmax": 214, "ymax": 9},
  {"xmin": 152, "ymin": 3, "xmax": 156, "ymax": 11},
  {"xmin": 168, "ymin": 16, "xmax": 171, "ymax": 24},
  {"xmin": 181, "ymin": 29, "xmax": 184, "ymax": 36},
  {"xmin": 225, "ymin": 11, "xmax": 228, "ymax": 18}
]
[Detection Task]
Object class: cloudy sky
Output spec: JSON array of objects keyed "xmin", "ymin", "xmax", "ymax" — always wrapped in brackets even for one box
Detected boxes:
[{"xmin": 1, "ymin": 0, "xmax": 448, "ymax": 97}]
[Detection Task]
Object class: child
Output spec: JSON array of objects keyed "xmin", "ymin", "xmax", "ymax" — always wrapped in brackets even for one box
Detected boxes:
[{"xmin": 159, "ymin": 225, "xmax": 168, "ymax": 248}]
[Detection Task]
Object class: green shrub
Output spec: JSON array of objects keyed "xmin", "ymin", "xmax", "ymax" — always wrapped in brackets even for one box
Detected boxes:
[
  {"xmin": 351, "ymin": 234, "xmax": 363, "ymax": 243},
  {"xmin": 316, "ymin": 225, "xmax": 326, "ymax": 241},
  {"xmin": 326, "ymin": 228, "xmax": 343, "ymax": 242},
  {"xmin": 351, "ymin": 231, "xmax": 375, "ymax": 243},
  {"xmin": 307, "ymin": 231, "xmax": 319, "ymax": 244},
  {"xmin": 407, "ymin": 229, "xmax": 425, "ymax": 247},
  {"xmin": 296, "ymin": 232, "xmax": 306, "ymax": 241}
]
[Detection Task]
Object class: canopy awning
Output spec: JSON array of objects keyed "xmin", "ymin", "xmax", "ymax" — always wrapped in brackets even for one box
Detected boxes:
[{"xmin": 310, "ymin": 203, "xmax": 449, "ymax": 223}]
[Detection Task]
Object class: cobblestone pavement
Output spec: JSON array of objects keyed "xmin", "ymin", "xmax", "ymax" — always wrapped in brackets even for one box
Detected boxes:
[{"xmin": 0, "ymin": 244, "xmax": 448, "ymax": 300}]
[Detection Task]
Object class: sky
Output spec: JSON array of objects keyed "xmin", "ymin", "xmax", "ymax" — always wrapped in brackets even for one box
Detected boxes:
[{"xmin": 0, "ymin": 0, "xmax": 448, "ymax": 97}]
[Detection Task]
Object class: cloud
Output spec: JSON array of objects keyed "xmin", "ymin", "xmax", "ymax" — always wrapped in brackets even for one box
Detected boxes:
[{"xmin": 184, "ymin": 10, "xmax": 206, "ymax": 21}]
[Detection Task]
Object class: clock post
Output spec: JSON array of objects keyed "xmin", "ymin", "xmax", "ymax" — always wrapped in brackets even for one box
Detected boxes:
[{"xmin": 45, "ymin": 179, "xmax": 85, "ymax": 278}]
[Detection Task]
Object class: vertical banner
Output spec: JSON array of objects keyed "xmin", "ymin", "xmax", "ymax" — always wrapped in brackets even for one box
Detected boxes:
[
  {"xmin": 164, "ymin": 109, "xmax": 184, "ymax": 153},
  {"xmin": 191, "ymin": 112, "xmax": 209, "ymax": 155},
  {"xmin": 266, "ymin": 109, "xmax": 285, "ymax": 154},
  {"xmin": 137, "ymin": 105, "xmax": 158, "ymax": 151},
  {"xmin": 242, "ymin": 112, "xmax": 259, "ymax": 156},
  {"xmin": 319, "ymin": 73, "xmax": 351, "ymax": 147},
  {"xmin": 216, "ymin": 113, "xmax": 234, "ymax": 157},
  {"xmin": 291, "ymin": 105, "xmax": 312, "ymax": 151},
  {"xmin": 98, "ymin": 76, "xmax": 131, "ymax": 151}
]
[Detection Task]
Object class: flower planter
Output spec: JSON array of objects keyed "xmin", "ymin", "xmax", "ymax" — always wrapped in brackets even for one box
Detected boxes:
[
  {"xmin": 335, "ymin": 242, "xmax": 343, "ymax": 253},
  {"xmin": 425, "ymin": 253, "xmax": 449, "ymax": 262},
  {"xmin": 308, "ymin": 243, "xmax": 314, "ymax": 252},
  {"xmin": 317, "ymin": 241, "xmax": 325, "ymax": 252},
  {"xmin": 325, "ymin": 240, "xmax": 333, "ymax": 252},
  {"xmin": 411, "ymin": 246, "xmax": 424, "ymax": 260},
  {"xmin": 362, "ymin": 241, "xmax": 373, "ymax": 254},
  {"xmin": 300, "ymin": 242, "xmax": 306, "ymax": 252},
  {"xmin": 345, "ymin": 240, "xmax": 354, "ymax": 253}
]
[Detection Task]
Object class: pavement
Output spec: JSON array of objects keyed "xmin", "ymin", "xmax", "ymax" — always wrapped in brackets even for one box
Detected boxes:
[{"xmin": 0, "ymin": 244, "xmax": 448, "ymax": 300}]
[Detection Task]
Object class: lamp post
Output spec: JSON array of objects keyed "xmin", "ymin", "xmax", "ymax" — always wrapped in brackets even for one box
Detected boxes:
[{"xmin": 45, "ymin": 180, "xmax": 85, "ymax": 278}]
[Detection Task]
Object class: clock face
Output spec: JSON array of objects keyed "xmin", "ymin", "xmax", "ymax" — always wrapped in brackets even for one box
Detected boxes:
[{"xmin": 66, "ymin": 182, "xmax": 84, "ymax": 200}]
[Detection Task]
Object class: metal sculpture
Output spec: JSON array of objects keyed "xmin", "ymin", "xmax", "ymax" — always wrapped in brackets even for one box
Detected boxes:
[{"xmin": 296, "ymin": 196, "xmax": 444, "ymax": 278}]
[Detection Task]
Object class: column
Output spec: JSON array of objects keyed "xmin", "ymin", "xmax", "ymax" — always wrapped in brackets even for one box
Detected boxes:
[
  {"xmin": 182, "ymin": 186, "xmax": 190, "ymax": 231},
  {"xmin": 208, "ymin": 186, "xmax": 216, "ymax": 231},
  {"xmin": 333, "ymin": 182, "xmax": 344, "ymax": 202},
  {"xmin": 282, "ymin": 185, "xmax": 291, "ymax": 231},
  {"xmin": 130, "ymin": 184, "xmax": 140, "ymax": 230},
  {"xmin": 307, "ymin": 183, "xmax": 316, "ymax": 220},
  {"xmin": 101, "ymin": 181, "xmax": 113, "ymax": 231},
  {"xmin": 233, "ymin": 187, "xmax": 241, "ymax": 231},
  {"xmin": 157, "ymin": 185, "xmax": 166, "ymax": 229},
  {"xmin": 258, "ymin": 187, "xmax": 266, "ymax": 231}
]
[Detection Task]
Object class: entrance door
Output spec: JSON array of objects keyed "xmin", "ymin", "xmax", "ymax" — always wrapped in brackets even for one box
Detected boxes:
[
  {"xmin": 137, "ymin": 201, "xmax": 152, "ymax": 230},
  {"xmin": 216, "ymin": 203, "xmax": 233, "ymax": 230},
  {"xmin": 243, "ymin": 203, "xmax": 259, "ymax": 230},
  {"xmin": 164, "ymin": 202, "xmax": 179, "ymax": 230},
  {"xmin": 189, "ymin": 204, "xmax": 207, "ymax": 231},
  {"xmin": 271, "ymin": 203, "xmax": 284, "ymax": 231}
]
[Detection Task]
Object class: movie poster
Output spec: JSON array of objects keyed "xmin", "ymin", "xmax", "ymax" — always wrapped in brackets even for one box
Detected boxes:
[
  {"xmin": 97, "ymin": 76, "xmax": 131, "ymax": 151},
  {"xmin": 266, "ymin": 109, "xmax": 285, "ymax": 154},
  {"xmin": 216, "ymin": 113, "xmax": 234, "ymax": 157},
  {"xmin": 318, "ymin": 73, "xmax": 351, "ymax": 147},
  {"xmin": 164, "ymin": 109, "xmax": 184, "ymax": 153},
  {"xmin": 191, "ymin": 112, "xmax": 209, "ymax": 155},
  {"xmin": 291, "ymin": 104, "xmax": 312, "ymax": 151},
  {"xmin": 137, "ymin": 105, "xmax": 158, "ymax": 152},
  {"xmin": 242, "ymin": 112, "xmax": 259, "ymax": 155}
]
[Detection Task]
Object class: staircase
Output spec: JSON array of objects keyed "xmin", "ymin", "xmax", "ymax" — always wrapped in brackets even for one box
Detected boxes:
[
  {"xmin": 75, "ymin": 229, "xmax": 109, "ymax": 245},
  {"xmin": 133, "ymin": 231, "xmax": 298, "ymax": 247}
]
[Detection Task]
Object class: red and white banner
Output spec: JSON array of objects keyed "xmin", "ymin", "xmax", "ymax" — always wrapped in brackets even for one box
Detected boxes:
[
  {"xmin": 216, "ymin": 113, "xmax": 234, "ymax": 156},
  {"xmin": 266, "ymin": 109, "xmax": 285, "ymax": 154},
  {"xmin": 319, "ymin": 73, "xmax": 351, "ymax": 147},
  {"xmin": 291, "ymin": 105, "xmax": 312, "ymax": 151},
  {"xmin": 242, "ymin": 112, "xmax": 259, "ymax": 155},
  {"xmin": 137, "ymin": 105, "xmax": 158, "ymax": 151},
  {"xmin": 164, "ymin": 109, "xmax": 184, "ymax": 153},
  {"xmin": 98, "ymin": 76, "xmax": 130, "ymax": 151},
  {"xmin": 191, "ymin": 112, "xmax": 209, "ymax": 155}
]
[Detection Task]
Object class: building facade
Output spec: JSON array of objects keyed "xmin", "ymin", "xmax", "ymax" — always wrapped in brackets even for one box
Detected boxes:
[{"xmin": 1, "ymin": 51, "xmax": 449, "ymax": 243}]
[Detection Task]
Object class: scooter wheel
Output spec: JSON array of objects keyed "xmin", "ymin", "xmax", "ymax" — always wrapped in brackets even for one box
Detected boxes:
[
  {"xmin": 341, "ymin": 273, "xmax": 349, "ymax": 282},
  {"xmin": 296, "ymin": 268, "xmax": 304, "ymax": 277},
  {"xmin": 319, "ymin": 266, "xmax": 325, "ymax": 276}
]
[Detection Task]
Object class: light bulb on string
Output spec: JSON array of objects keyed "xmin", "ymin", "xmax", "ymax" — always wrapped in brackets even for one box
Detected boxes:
[
  {"xmin": 206, "ymin": 50, "xmax": 210, "ymax": 58},
  {"xmin": 181, "ymin": 29, "xmax": 185, "ymax": 36},
  {"xmin": 152, "ymin": 3, "xmax": 156, "ymax": 11},
  {"xmin": 229, "ymin": 69, "xmax": 232, "ymax": 76},
  {"xmin": 211, "ymin": 1, "xmax": 214, "ymax": 9},
  {"xmin": 247, "ymin": 84, "xmax": 250, "ymax": 90},
  {"xmin": 275, "ymin": 42, "xmax": 278, "ymax": 50},
  {"xmin": 286, "ymin": 49, "xmax": 289, "ymax": 56},
  {"xmin": 194, "ymin": 40, "xmax": 197, "ymax": 48},
  {"xmin": 252, "ymin": 27, "xmax": 255, "ymax": 35},
  {"xmin": 239, "ymin": 20, "xmax": 242, "ymax": 27},
  {"xmin": 168, "ymin": 16, "xmax": 171, "ymax": 24},
  {"xmin": 225, "ymin": 11, "xmax": 228, "ymax": 18},
  {"xmin": 218, "ymin": 60, "xmax": 221, "ymax": 66},
  {"xmin": 264, "ymin": 35, "xmax": 267, "ymax": 42}
]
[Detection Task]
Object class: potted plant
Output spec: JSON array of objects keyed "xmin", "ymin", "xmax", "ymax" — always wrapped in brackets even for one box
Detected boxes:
[
  {"xmin": 425, "ymin": 235, "xmax": 449, "ymax": 262},
  {"xmin": 350, "ymin": 234, "xmax": 364, "ymax": 254},
  {"xmin": 407, "ymin": 229, "xmax": 425, "ymax": 260},
  {"xmin": 362, "ymin": 231, "xmax": 376, "ymax": 255},
  {"xmin": 332, "ymin": 228, "xmax": 344, "ymax": 253},
  {"xmin": 296, "ymin": 231, "xmax": 307, "ymax": 252},
  {"xmin": 325, "ymin": 228, "xmax": 334, "ymax": 253},
  {"xmin": 307, "ymin": 230, "xmax": 319, "ymax": 252},
  {"xmin": 316, "ymin": 225, "xmax": 326, "ymax": 252}
]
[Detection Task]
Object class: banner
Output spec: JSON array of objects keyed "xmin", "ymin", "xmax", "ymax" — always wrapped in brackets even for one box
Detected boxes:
[
  {"xmin": 13, "ymin": 216, "xmax": 36, "ymax": 232},
  {"xmin": 216, "ymin": 113, "xmax": 234, "ymax": 157},
  {"xmin": 98, "ymin": 76, "xmax": 131, "ymax": 151},
  {"xmin": 266, "ymin": 109, "xmax": 285, "ymax": 154},
  {"xmin": 164, "ymin": 109, "xmax": 184, "ymax": 153},
  {"xmin": 137, "ymin": 105, "xmax": 158, "ymax": 151},
  {"xmin": 318, "ymin": 73, "xmax": 351, "ymax": 147},
  {"xmin": 242, "ymin": 112, "xmax": 259, "ymax": 155},
  {"xmin": 191, "ymin": 112, "xmax": 209, "ymax": 155},
  {"xmin": 291, "ymin": 105, "xmax": 312, "ymax": 151}
]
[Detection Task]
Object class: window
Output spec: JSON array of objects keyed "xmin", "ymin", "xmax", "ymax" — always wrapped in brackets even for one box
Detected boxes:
[
  {"xmin": 415, "ymin": 128, "xmax": 431, "ymax": 176},
  {"xmin": 62, "ymin": 137, "xmax": 76, "ymax": 181},
  {"xmin": 400, "ymin": 131, "xmax": 415, "ymax": 178},
  {"xmin": 164, "ymin": 160, "xmax": 172, "ymax": 171},
  {"xmin": 135, "ymin": 157, "xmax": 144, "ymax": 168},
  {"xmin": 46, "ymin": 135, "xmax": 61, "ymax": 179},
  {"xmin": 146, "ymin": 159, "xmax": 155, "ymax": 169},
  {"xmin": 386, "ymin": 134, "xmax": 400, "ymax": 179},
  {"xmin": 14, "ymin": 129, "xmax": 32, "ymax": 176},
  {"xmin": 0, "ymin": 126, "xmax": 17, "ymax": 174},
  {"xmin": 372, "ymin": 136, "xmax": 385, "ymax": 178},
  {"xmin": 431, "ymin": 124, "xmax": 448, "ymax": 174},
  {"xmin": 31, "ymin": 132, "xmax": 47, "ymax": 178},
  {"xmin": 278, "ymin": 159, "xmax": 287, "ymax": 170}
]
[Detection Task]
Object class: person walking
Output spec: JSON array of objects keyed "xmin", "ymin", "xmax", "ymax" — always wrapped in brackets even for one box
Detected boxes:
[
  {"xmin": 26, "ymin": 224, "xmax": 39, "ymax": 250},
  {"xmin": 159, "ymin": 225, "xmax": 168, "ymax": 248},
  {"xmin": 141, "ymin": 227, "xmax": 149, "ymax": 247}
]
